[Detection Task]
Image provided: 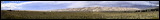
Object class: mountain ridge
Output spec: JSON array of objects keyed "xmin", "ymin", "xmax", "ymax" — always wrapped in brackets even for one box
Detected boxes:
[{"xmin": 50, "ymin": 7, "xmax": 141, "ymax": 12}]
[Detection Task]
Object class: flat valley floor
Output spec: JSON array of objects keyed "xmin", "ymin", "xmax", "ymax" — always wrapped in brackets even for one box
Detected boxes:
[{"xmin": 1, "ymin": 10, "xmax": 159, "ymax": 19}]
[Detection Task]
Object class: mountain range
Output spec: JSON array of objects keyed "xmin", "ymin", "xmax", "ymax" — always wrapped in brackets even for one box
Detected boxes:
[
  {"xmin": 5, "ymin": 7, "xmax": 159, "ymax": 12},
  {"xmin": 50, "ymin": 7, "xmax": 142, "ymax": 12}
]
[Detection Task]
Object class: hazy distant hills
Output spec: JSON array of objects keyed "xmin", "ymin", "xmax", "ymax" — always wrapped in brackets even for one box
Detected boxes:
[
  {"xmin": 3, "ymin": 7, "xmax": 158, "ymax": 12},
  {"xmin": 135, "ymin": 7, "xmax": 159, "ymax": 12},
  {"xmin": 50, "ymin": 7, "xmax": 142, "ymax": 12}
]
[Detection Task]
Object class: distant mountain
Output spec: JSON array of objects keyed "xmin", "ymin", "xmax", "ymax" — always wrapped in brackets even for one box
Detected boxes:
[
  {"xmin": 135, "ymin": 7, "xmax": 159, "ymax": 12},
  {"xmin": 3, "ymin": 7, "xmax": 158, "ymax": 12},
  {"xmin": 50, "ymin": 7, "xmax": 142, "ymax": 12}
]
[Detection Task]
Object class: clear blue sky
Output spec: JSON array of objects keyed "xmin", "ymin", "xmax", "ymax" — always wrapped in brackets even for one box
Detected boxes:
[{"xmin": 1, "ymin": 1, "xmax": 159, "ymax": 10}]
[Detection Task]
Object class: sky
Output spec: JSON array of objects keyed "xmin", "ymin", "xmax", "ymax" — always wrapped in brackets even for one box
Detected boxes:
[{"xmin": 1, "ymin": 1, "xmax": 159, "ymax": 10}]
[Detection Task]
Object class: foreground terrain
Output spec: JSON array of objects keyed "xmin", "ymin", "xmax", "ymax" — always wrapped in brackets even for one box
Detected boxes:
[{"xmin": 1, "ymin": 10, "xmax": 159, "ymax": 19}]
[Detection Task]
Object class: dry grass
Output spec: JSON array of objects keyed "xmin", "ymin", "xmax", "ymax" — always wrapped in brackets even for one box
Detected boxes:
[{"xmin": 1, "ymin": 10, "xmax": 159, "ymax": 19}]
